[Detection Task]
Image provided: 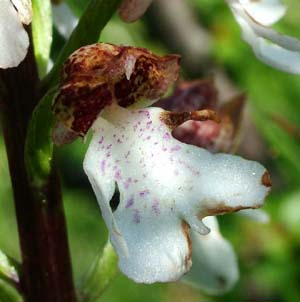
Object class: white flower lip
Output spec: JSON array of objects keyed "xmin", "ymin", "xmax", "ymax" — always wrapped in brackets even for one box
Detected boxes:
[
  {"xmin": 0, "ymin": 0, "xmax": 32, "ymax": 69},
  {"xmin": 227, "ymin": 0, "xmax": 300, "ymax": 74},
  {"xmin": 84, "ymin": 104, "xmax": 271, "ymax": 283}
]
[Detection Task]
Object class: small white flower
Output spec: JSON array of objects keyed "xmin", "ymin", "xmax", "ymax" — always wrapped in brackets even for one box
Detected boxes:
[
  {"xmin": 53, "ymin": 43, "xmax": 271, "ymax": 284},
  {"xmin": 226, "ymin": 0, "xmax": 300, "ymax": 74},
  {"xmin": 0, "ymin": 0, "xmax": 32, "ymax": 69}
]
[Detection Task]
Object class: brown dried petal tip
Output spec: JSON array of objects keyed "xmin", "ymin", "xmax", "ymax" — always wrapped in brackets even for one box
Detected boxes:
[
  {"xmin": 181, "ymin": 220, "xmax": 192, "ymax": 270},
  {"xmin": 261, "ymin": 171, "xmax": 272, "ymax": 187}
]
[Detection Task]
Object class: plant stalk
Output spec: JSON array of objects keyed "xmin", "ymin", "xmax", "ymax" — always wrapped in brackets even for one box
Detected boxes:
[{"xmin": 0, "ymin": 29, "xmax": 76, "ymax": 302}]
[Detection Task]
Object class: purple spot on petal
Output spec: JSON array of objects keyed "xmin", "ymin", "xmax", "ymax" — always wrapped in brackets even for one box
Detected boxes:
[
  {"xmin": 170, "ymin": 145, "xmax": 181, "ymax": 152},
  {"xmin": 101, "ymin": 160, "xmax": 106, "ymax": 174},
  {"xmin": 152, "ymin": 199, "xmax": 160, "ymax": 215},
  {"xmin": 124, "ymin": 177, "xmax": 132, "ymax": 189},
  {"xmin": 163, "ymin": 132, "xmax": 171, "ymax": 140},
  {"xmin": 139, "ymin": 189, "xmax": 150, "ymax": 197},
  {"xmin": 98, "ymin": 136, "xmax": 104, "ymax": 144},
  {"xmin": 125, "ymin": 196, "xmax": 134, "ymax": 208},
  {"xmin": 114, "ymin": 170, "xmax": 122, "ymax": 180},
  {"xmin": 138, "ymin": 110, "xmax": 150, "ymax": 118},
  {"xmin": 133, "ymin": 209, "xmax": 141, "ymax": 224},
  {"xmin": 146, "ymin": 121, "xmax": 152, "ymax": 129}
]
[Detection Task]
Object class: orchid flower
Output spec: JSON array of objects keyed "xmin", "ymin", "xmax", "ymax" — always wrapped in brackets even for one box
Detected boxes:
[
  {"xmin": 53, "ymin": 43, "xmax": 271, "ymax": 284},
  {"xmin": 119, "ymin": 0, "xmax": 300, "ymax": 74},
  {"xmin": 225, "ymin": 0, "xmax": 300, "ymax": 74},
  {"xmin": 0, "ymin": 0, "xmax": 32, "ymax": 69}
]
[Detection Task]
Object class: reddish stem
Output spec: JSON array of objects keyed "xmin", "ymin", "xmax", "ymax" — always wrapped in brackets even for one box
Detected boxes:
[{"xmin": 0, "ymin": 29, "xmax": 76, "ymax": 302}]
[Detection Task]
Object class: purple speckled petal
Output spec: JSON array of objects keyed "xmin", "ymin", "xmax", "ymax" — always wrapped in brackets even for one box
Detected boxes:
[{"xmin": 84, "ymin": 104, "xmax": 270, "ymax": 283}]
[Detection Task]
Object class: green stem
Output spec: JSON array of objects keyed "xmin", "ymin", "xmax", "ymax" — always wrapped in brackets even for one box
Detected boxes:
[{"xmin": 40, "ymin": 0, "xmax": 122, "ymax": 94}]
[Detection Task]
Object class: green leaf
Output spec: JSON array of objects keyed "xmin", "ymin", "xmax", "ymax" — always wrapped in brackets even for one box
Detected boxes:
[
  {"xmin": 41, "ymin": 0, "xmax": 122, "ymax": 94},
  {"xmin": 78, "ymin": 241, "xmax": 118, "ymax": 302},
  {"xmin": 32, "ymin": 0, "xmax": 53, "ymax": 78},
  {"xmin": 25, "ymin": 88, "xmax": 57, "ymax": 187},
  {"xmin": 0, "ymin": 280, "xmax": 22, "ymax": 302},
  {"xmin": 65, "ymin": 0, "xmax": 89, "ymax": 17}
]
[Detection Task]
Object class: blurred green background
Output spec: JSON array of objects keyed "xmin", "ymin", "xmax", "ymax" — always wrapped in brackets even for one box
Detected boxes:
[{"xmin": 1, "ymin": 0, "xmax": 300, "ymax": 301}]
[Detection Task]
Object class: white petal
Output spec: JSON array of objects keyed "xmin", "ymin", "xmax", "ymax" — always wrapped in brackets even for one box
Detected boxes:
[
  {"xmin": 239, "ymin": 0, "xmax": 286, "ymax": 26},
  {"xmin": 228, "ymin": 2, "xmax": 300, "ymax": 74},
  {"xmin": 182, "ymin": 216, "xmax": 239, "ymax": 295},
  {"xmin": 0, "ymin": 0, "xmax": 29, "ymax": 68},
  {"xmin": 84, "ymin": 144, "xmax": 128, "ymax": 257},
  {"xmin": 84, "ymin": 105, "xmax": 270, "ymax": 283},
  {"xmin": 11, "ymin": 0, "xmax": 32, "ymax": 25},
  {"xmin": 119, "ymin": 0, "xmax": 153, "ymax": 23}
]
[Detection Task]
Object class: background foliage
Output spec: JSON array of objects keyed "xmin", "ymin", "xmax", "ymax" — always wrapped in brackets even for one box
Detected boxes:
[{"xmin": 1, "ymin": 0, "xmax": 300, "ymax": 301}]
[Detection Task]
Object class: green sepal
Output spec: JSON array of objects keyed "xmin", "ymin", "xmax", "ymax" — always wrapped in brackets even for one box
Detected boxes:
[{"xmin": 78, "ymin": 241, "xmax": 119, "ymax": 302}]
